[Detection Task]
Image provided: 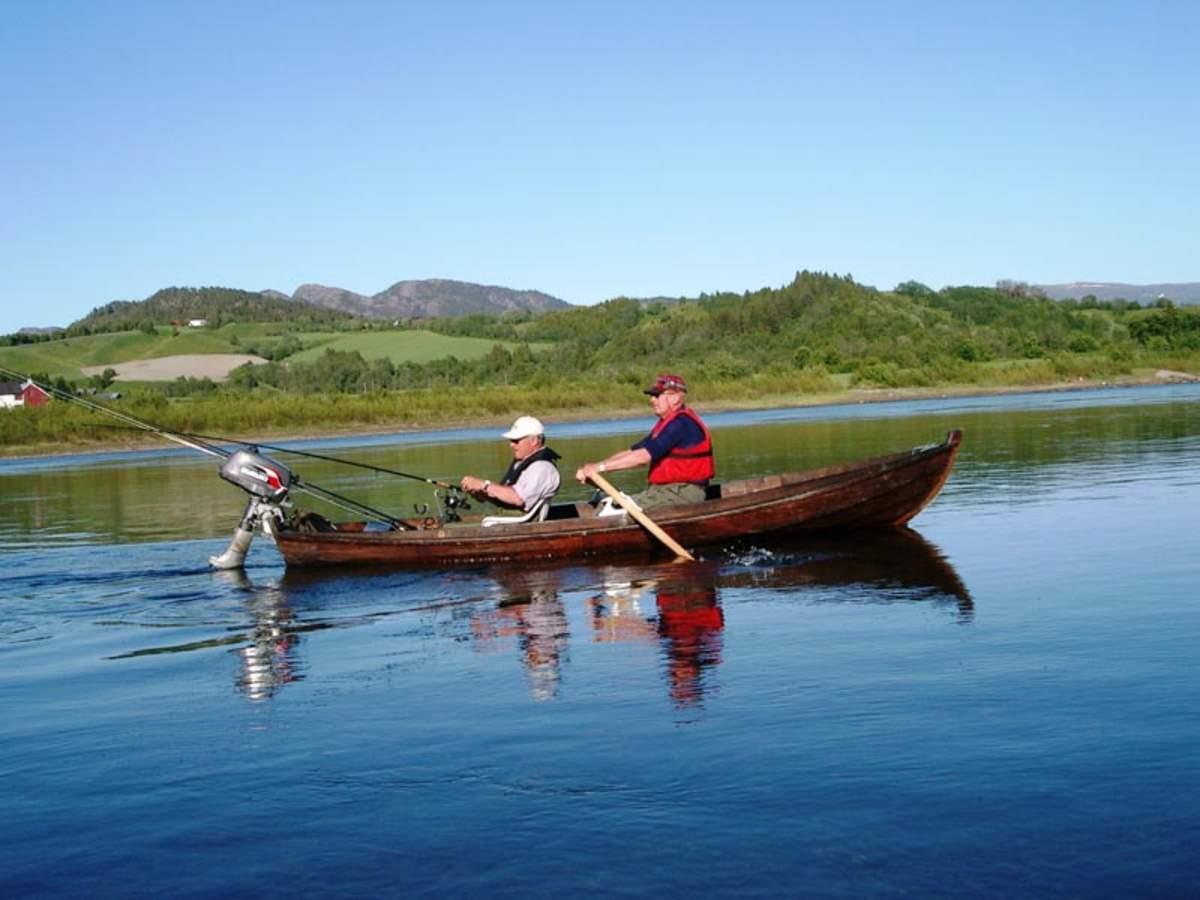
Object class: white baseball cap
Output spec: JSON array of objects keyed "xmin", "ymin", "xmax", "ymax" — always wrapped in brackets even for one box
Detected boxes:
[{"xmin": 502, "ymin": 415, "xmax": 545, "ymax": 440}]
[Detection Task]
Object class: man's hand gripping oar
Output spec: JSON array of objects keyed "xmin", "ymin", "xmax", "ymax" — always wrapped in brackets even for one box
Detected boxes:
[{"xmin": 578, "ymin": 466, "xmax": 695, "ymax": 562}]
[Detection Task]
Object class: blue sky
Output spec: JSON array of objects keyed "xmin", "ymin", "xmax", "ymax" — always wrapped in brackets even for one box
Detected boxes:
[{"xmin": 2, "ymin": 0, "xmax": 1196, "ymax": 333}]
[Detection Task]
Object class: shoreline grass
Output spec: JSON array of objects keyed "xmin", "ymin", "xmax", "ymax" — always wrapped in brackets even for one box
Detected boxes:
[{"xmin": 3, "ymin": 365, "xmax": 1196, "ymax": 460}]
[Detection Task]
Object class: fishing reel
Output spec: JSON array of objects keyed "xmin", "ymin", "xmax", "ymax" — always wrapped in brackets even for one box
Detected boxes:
[{"xmin": 423, "ymin": 487, "xmax": 471, "ymax": 524}]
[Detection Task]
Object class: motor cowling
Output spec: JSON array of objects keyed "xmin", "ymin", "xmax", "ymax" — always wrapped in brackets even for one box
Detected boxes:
[{"xmin": 219, "ymin": 449, "xmax": 294, "ymax": 502}]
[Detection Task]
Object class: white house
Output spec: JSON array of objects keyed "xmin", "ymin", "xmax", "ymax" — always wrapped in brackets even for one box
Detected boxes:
[{"xmin": 187, "ymin": 319, "xmax": 208, "ymax": 328}]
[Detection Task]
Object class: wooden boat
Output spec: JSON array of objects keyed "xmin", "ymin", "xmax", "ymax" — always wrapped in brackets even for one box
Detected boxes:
[{"xmin": 269, "ymin": 430, "xmax": 962, "ymax": 569}]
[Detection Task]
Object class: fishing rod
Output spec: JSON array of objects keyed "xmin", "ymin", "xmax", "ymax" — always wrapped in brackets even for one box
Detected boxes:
[
  {"xmin": 4, "ymin": 367, "xmax": 462, "ymax": 492},
  {"xmin": 79, "ymin": 421, "xmax": 472, "ymax": 526},
  {"xmin": 0, "ymin": 368, "xmax": 415, "ymax": 528},
  {"xmin": 0, "ymin": 365, "xmax": 227, "ymax": 459},
  {"xmin": 84, "ymin": 423, "xmax": 463, "ymax": 491}
]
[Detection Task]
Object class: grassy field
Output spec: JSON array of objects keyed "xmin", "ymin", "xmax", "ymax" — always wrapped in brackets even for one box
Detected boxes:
[
  {"xmin": 287, "ymin": 330, "xmax": 546, "ymax": 364},
  {"xmin": 0, "ymin": 325, "xmax": 544, "ymax": 379},
  {"xmin": 0, "ymin": 329, "xmax": 238, "ymax": 377}
]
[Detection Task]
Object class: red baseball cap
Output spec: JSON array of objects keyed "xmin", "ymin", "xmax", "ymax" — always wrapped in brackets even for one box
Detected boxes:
[{"xmin": 644, "ymin": 374, "xmax": 688, "ymax": 396}]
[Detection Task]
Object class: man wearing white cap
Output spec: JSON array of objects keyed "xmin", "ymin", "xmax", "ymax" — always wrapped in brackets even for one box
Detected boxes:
[{"xmin": 460, "ymin": 416, "xmax": 561, "ymax": 515}]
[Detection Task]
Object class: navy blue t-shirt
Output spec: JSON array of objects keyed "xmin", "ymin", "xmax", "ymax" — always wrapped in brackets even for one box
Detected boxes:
[{"xmin": 632, "ymin": 414, "xmax": 706, "ymax": 463}]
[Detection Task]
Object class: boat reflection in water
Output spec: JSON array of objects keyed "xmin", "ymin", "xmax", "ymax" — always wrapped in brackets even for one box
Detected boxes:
[
  {"xmin": 157, "ymin": 527, "xmax": 970, "ymax": 705},
  {"xmin": 717, "ymin": 527, "xmax": 974, "ymax": 620}
]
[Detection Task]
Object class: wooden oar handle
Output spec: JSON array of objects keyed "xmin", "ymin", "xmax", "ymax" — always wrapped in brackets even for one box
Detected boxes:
[{"xmin": 589, "ymin": 472, "xmax": 695, "ymax": 562}]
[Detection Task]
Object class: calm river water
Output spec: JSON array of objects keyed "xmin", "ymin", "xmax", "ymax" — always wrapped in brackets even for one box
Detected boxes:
[{"xmin": 2, "ymin": 385, "xmax": 1198, "ymax": 897}]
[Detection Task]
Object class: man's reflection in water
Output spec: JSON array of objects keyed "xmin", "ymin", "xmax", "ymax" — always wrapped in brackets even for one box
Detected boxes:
[
  {"xmin": 472, "ymin": 571, "xmax": 569, "ymax": 702},
  {"xmin": 589, "ymin": 565, "xmax": 725, "ymax": 708},
  {"xmin": 213, "ymin": 570, "xmax": 302, "ymax": 701},
  {"xmin": 656, "ymin": 574, "xmax": 725, "ymax": 706}
]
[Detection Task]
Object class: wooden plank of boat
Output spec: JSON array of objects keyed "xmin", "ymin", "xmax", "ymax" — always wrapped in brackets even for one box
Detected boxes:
[{"xmin": 271, "ymin": 430, "xmax": 963, "ymax": 569}]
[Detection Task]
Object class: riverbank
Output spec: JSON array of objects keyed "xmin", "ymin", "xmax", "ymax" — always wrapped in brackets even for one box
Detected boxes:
[{"xmin": 4, "ymin": 368, "xmax": 1196, "ymax": 461}]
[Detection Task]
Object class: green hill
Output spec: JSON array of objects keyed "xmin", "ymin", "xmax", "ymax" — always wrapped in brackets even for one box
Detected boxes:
[
  {"xmin": 71, "ymin": 286, "xmax": 354, "ymax": 333},
  {"xmin": 230, "ymin": 271, "xmax": 1200, "ymax": 397},
  {"xmin": 0, "ymin": 322, "xmax": 548, "ymax": 381}
]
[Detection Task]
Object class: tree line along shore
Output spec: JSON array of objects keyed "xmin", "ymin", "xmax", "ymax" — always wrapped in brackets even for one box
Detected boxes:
[{"xmin": 3, "ymin": 272, "xmax": 1198, "ymax": 455}]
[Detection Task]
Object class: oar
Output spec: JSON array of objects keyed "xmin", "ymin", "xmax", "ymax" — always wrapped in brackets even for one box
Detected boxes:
[{"xmin": 588, "ymin": 472, "xmax": 695, "ymax": 562}]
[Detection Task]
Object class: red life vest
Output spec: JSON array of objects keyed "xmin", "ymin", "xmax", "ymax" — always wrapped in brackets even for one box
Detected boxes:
[{"xmin": 647, "ymin": 407, "xmax": 715, "ymax": 485}]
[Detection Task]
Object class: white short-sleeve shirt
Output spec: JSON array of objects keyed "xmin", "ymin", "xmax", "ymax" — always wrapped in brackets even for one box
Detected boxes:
[{"xmin": 512, "ymin": 460, "xmax": 561, "ymax": 511}]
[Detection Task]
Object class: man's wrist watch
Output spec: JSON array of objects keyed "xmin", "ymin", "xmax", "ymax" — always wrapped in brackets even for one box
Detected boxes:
[{"xmin": 482, "ymin": 480, "xmax": 491, "ymax": 493}]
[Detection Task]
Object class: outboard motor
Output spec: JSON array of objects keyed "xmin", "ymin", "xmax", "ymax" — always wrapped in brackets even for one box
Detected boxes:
[
  {"xmin": 218, "ymin": 448, "xmax": 294, "ymax": 501},
  {"xmin": 210, "ymin": 449, "xmax": 295, "ymax": 570}
]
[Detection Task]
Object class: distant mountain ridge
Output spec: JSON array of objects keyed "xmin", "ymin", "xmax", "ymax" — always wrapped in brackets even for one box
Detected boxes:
[
  {"xmin": 1036, "ymin": 281, "xmax": 1200, "ymax": 305},
  {"xmin": 57, "ymin": 279, "xmax": 571, "ymax": 333},
  {"xmin": 289, "ymin": 278, "xmax": 571, "ymax": 319}
]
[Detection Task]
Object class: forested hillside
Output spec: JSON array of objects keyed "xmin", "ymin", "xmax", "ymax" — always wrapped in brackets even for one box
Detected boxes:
[{"xmin": 231, "ymin": 271, "xmax": 1200, "ymax": 395}]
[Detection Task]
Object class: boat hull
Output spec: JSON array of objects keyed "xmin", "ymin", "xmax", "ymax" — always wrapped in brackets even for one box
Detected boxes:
[{"xmin": 272, "ymin": 430, "xmax": 962, "ymax": 568}]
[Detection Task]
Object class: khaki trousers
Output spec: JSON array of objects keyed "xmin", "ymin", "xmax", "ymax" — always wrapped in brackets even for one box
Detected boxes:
[{"xmin": 629, "ymin": 482, "xmax": 707, "ymax": 509}]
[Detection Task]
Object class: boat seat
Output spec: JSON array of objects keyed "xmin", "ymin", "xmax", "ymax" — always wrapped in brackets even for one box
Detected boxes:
[
  {"xmin": 481, "ymin": 498, "xmax": 552, "ymax": 527},
  {"xmin": 544, "ymin": 502, "xmax": 583, "ymax": 520}
]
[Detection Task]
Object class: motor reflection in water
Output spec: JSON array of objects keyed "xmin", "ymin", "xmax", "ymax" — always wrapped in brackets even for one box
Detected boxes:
[
  {"xmin": 106, "ymin": 568, "xmax": 321, "ymax": 702},
  {"xmin": 211, "ymin": 570, "xmax": 305, "ymax": 700}
]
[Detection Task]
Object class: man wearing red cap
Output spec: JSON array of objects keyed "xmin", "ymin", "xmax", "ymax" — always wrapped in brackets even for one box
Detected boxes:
[{"xmin": 575, "ymin": 374, "xmax": 715, "ymax": 509}]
